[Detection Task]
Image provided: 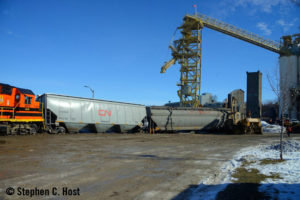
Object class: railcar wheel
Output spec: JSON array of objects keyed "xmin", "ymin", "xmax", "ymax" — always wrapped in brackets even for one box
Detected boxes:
[
  {"xmin": 30, "ymin": 126, "xmax": 37, "ymax": 135},
  {"xmin": 10, "ymin": 125, "xmax": 19, "ymax": 135},
  {"xmin": 48, "ymin": 128, "xmax": 52, "ymax": 134},
  {"xmin": 57, "ymin": 127, "xmax": 66, "ymax": 134}
]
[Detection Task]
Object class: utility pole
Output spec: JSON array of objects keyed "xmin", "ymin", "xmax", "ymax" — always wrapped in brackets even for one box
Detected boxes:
[{"xmin": 84, "ymin": 85, "xmax": 95, "ymax": 99}]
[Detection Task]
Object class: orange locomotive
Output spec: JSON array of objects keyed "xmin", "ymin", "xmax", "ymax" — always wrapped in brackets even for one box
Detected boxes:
[{"xmin": 0, "ymin": 83, "xmax": 44, "ymax": 135}]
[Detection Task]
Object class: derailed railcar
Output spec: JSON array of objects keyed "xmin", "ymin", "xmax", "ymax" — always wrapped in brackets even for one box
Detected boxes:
[
  {"xmin": 147, "ymin": 106, "xmax": 229, "ymax": 132},
  {"xmin": 38, "ymin": 94, "xmax": 146, "ymax": 133}
]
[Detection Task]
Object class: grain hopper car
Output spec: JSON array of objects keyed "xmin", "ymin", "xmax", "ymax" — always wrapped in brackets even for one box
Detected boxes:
[
  {"xmin": 38, "ymin": 94, "xmax": 146, "ymax": 134},
  {"xmin": 148, "ymin": 106, "xmax": 229, "ymax": 133}
]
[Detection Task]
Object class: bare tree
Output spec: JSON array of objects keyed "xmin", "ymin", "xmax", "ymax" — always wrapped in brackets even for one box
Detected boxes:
[{"xmin": 266, "ymin": 65, "xmax": 289, "ymax": 160}]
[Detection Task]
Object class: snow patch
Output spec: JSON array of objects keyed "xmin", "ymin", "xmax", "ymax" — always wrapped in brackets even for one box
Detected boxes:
[
  {"xmin": 261, "ymin": 121, "xmax": 286, "ymax": 134},
  {"xmin": 190, "ymin": 139, "xmax": 300, "ymax": 200},
  {"xmin": 266, "ymin": 140, "xmax": 300, "ymax": 152}
]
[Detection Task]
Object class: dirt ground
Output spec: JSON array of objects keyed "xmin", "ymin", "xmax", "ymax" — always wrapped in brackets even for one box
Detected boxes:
[{"xmin": 0, "ymin": 133, "xmax": 291, "ymax": 200}]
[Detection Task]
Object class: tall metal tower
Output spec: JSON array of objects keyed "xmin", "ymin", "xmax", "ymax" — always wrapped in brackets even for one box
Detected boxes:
[
  {"xmin": 161, "ymin": 16, "xmax": 203, "ymax": 107},
  {"xmin": 161, "ymin": 13, "xmax": 282, "ymax": 108}
]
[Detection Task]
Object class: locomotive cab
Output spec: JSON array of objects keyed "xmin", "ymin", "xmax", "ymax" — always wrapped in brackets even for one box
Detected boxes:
[{"xmin": 0, "ymin": 83, "xmax": 44, "ymax": 135}]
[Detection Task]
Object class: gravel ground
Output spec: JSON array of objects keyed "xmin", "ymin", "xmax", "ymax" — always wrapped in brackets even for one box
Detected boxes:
[{"xmin": 0, "ymin": 133, "xmax": 291, "ymax": 200}]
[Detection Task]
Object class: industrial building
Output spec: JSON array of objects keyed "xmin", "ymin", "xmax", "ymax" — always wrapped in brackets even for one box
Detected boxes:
[
  {"xmin": 246, "ymin": 71, "xmax": 262, "ymax": 118},
  {"xmin": 200, "ymin": 93, "xmax": 213, "ymax": 106},
  {"xmin": 228, "ymin": 89, "xmax": 245, "ymax": 117}
]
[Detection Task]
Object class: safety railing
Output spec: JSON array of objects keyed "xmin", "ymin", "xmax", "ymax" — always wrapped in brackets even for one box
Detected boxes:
[
  {"xmin": 12, "ymin": 101, "xmax": 20, "ymax": 119},
  {"xmin": 186, "ymin": 14, "xmax": 281, "ymax": 53}
]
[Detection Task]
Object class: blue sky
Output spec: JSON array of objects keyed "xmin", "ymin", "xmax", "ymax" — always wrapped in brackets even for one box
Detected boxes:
[{"xmin": 0, "ymin": 0, "xmax": 299, "ymax": 105}]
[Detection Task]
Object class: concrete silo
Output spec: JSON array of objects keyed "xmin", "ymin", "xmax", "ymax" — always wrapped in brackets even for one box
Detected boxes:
[{"xmin": 279, "ymin": 34, "xmax": 300, "ymax": 119}]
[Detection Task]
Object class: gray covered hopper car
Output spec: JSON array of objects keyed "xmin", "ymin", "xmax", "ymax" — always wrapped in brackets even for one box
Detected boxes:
[
  {"xmin": 149, "ymin": 106, "xmax": 228, "ymax": 132},
  {"xmin": 38, "ymin": 94, "xmax": 146, "ymax": 133}
]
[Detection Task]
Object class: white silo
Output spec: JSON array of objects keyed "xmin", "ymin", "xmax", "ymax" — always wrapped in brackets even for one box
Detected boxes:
[{"xmin": 279, "ymin": 34, "xmax": 300, "ymax": 119}]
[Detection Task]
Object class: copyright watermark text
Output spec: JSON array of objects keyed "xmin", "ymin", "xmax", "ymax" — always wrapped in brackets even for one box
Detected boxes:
[{"xmin": 5, "ymin": 187, "xmax": 80, "ymax": 197}]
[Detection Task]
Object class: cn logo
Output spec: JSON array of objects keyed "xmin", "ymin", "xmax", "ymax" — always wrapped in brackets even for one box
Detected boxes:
[{"xmin": 98, "ymin": 109, "xmax": 111, "ymax": 117}]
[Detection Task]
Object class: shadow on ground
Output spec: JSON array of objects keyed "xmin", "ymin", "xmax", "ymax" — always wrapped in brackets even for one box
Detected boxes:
[{"xmin": 171, "ymin": 183, "xmax": 300, "ymax": 200}]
